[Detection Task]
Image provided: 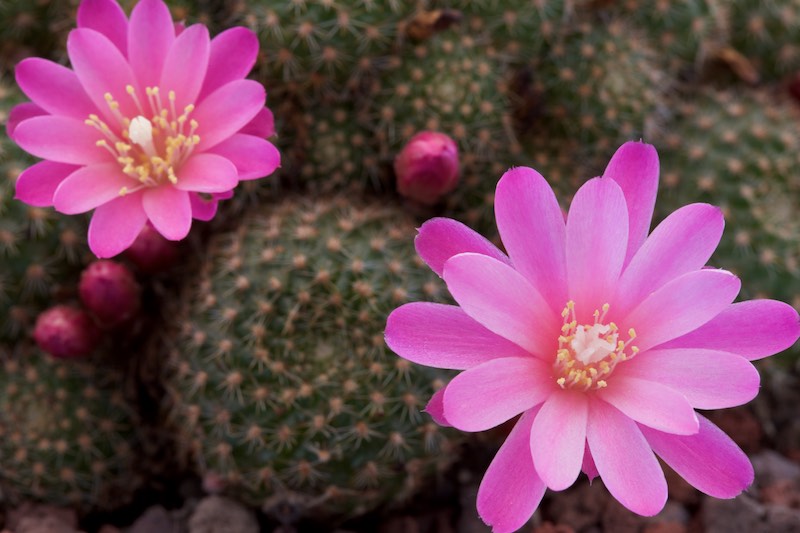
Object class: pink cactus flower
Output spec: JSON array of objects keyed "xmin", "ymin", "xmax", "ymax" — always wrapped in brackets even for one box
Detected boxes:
[
  {"xmin": 385, "ymin": 141, "xmax": 800, "ymax": 532},
  {"xmin": 8, "ymin": 0, "xmax": 280, "ymax": 258}
]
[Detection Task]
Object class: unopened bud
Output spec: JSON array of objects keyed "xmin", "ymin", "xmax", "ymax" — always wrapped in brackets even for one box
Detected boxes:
[
  {"xmin": 33, "ymin": 305, "xmax": 99, "ymax": 358},
  {"xmin": 394, "ymin": 131, "xmax": 459, "ymax": 205},
  {"xmin": 79, "ymin": 260, "xmax": 141, "ymax": 328},
  {"xmin": 125, "ymin": 224, "xmax": 179, "ymax": 274}
]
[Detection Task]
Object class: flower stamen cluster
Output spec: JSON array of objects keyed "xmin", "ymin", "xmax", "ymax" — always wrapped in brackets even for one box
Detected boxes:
[
  {"xmin": 85, "ymin": 85, "xmax": 200, "ymax": 195},
  {"xmin": 554, "ymin": 301, "xmax": 638, "ymax": 391}
]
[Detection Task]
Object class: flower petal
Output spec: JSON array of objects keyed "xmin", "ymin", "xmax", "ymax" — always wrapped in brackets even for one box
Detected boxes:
[
  {"xmin": 659, "ymin": 300, "xmax": 800, "ymax": 360},
  {"xmin": 530, "ymin": 391, "xmax": 587, "ymax": 490},
  {"xmin": 189, "ymin": 192, "xmax": 219, "ymax": 221},
  {"xmin": 614, "ymin": 348, "xmax": 760, "ymax": 409},
  {"xmin": 174, "ymin": 153, "xmax": 238, "ymax": 193},
  {"xmin": 142, "ymin": 186, "xmax": 192, "ymax": 240},
  {"xmin": 207, "ymin": 134, "xmax": 280, "ymax": 180},
  {"xmin": 495, "ymin": 167, "xmax": 567, "ymax": 313},
  {"xmin": 602, "ymin": 141, "xmax": 659, "ymax": 266},
  {"xmin": 15, "ymin": 161, "xmax": 80, "ymax": 207},
  {"xmin": 597, "ymin": 376, "xmax": 699, "ymax": 435},
  {"xmin": 88, "ymin": 193, "xmax": 147, "ymax": 258},
  {"xmin": 199, "ymin": 27, "xmax": 259, "ymax": 100},
  {"xmin": 415, "ymin": 217, "xmax": 509, "ymax": 278},
  {"xmin": 67, "ymin": 28, "xmax": 138, "ymax": 121},
  {"xmin": 7, "ymin": 103, "xmax": 47, "ymax": 138},
  {"xmin": 193, "ymin": 80, "xmax": 265, "ymax": 151},
  {"xmin": 160, "ymin": 24, "xmax": 210, "ymax": 109},
  {"xmin": 239, "ymin": 106, "xmax": 275, "ymax": 138},
  {"xmin": 566, "ymin": 177, "xmax": 628, "ymax": 318},
  {"xmin": 13, "ymin": 116, "xmax": 109, "ymax": 165},
  {"xmin": 582, "ymin": 444, "xmax": 599, "ymax": 481},
  {"xmin": 385, "ymin": 302, "xmax": 532, "ymax": 370},
  {"xmin": 443, "ymin": 357, "xmax": 552, "ymax": 432},
  {"xmin": 477, "ymin": 410, "xmax": 546, "ymax": 533},
  {"xmin": 623, "ymin": 269, "xmax": 741, "ymax": 352},
  {"xmin": 641, "ymin": 414, "xmax": 754, "ymax": 498},
  {"xmin": 442, "ymin": 253, "xmax": 557, "ymax": 357},
  {"xmin": 615, "ymin": 203, "xmax": 724, "ymax": 317},
  {"xmin": 77, "ymin": 0, "xmax": 129, "ymax": 56},
  {"xmin": 128, "ymin": 0, "xmax": 175, "ymax": 89},
  {"xmin": 424, "ymin": 387, "xmax": 451, "ymax": 427},
  {"xmin": 15, "ymin": 58, "xmax": 96, "ymax": 120},
  {"xmin": 587, "ymin": 399, "xmax": 667, "ymax": 516},
  {"xmin": 53, "ymin": 162, "xmax": 131, "ymax": 214}
]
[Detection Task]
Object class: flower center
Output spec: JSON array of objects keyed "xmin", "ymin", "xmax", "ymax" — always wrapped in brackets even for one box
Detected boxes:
[
  {"xmin": 84, "ymin": 85, "xmax": 201, "ymax": 195},
  {"xmin": 553, "ymin": 301, "xmax": 638, "ymax": 391}
]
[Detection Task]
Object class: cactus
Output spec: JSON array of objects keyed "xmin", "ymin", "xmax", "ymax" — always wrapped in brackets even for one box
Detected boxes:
[
  {"xmin": 0, "ymin": 339, "xmax": 139, "ymax": 508},
  {"xmin": 533, "ymin": 18, "xmax": 667, "ymax": 147},
  {"xmin": 729, "ymin": 0, "xmax": 800, "ymax": 81},
  {"xmin": 655, "ymin": 88, "xmax": 800, "ymax": 345},
  {"xmin": 0, "ymin": 84, "xmax": 91, "ymax": 342},
  {"xmin": 167, "ymin": 195, "xmax": 460, "ymax": 521}
]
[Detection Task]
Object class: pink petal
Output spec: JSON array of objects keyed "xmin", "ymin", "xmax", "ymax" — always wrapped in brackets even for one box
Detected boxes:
[
  {"xmin": 623, "ymin": 269, "xmax": 741, "ymax": 352},
  {"xmin": 660, "ymin": 300, "xmax": 800, "ymax": 360},
  {"xmin": 424, "ymin": 387, "xmax": 451, "ymax": 426},
  {"xmin": 7, "ymin": 103, "xmax": 47, "ymax": 138},
  {"xmin": 566, "ymin": 177, "xmax": 628, "ymax": 318},
  {"xmin": 67, "ymin": 28, "xmax": 138, "ymax": 122},
  {"xmin": 199, "ymin": 27, "xmax": 259, "ymax": 100},
  {"xmin": 443, "ymin": 357, "xmax": 552, "ymax": 432},
  {"xmin": 530, "ymin": 391, "xmax": 587, "ymax": 490},
  {"xmin": 602, "ymin": 141, "xmax": 659, "ymax": 267},
  {"xmin": 587, "ymin": 400, "xmax": 667, "ymax": 516},
  {"xmin": 77, "ymin": 0, "xmax": 129, "ymax": 56},
  {"xmin": 189, "ymin": 192, "xmax": 219, "ymax": 221},
  {"xmin": 615, "ymin": 203, "xmax": 724, "ymax": 317},
  {"xmin": 442, "ymin": 253, "xmax": 557, "ymax": 358},
  {"xmin": 582, "ymin": 444, "xmax": 599, "ymax": 481},
  {"xmin": 193, "ymin": 80, "xmax": 265, "ymax": 151},
  {"xmin": 239, "ymin": 107, "xmax": 275, "ymax": 138},
  {"xmin": 15, "ymin": 161, "xmax": 80, "ymax": 207},
  {"xmin": 597, "ymin": 376, "xmax": 698, "ymax": 435},
  {"xmin": 415, "ymin": 217, "xmax": 509, "ymax": 278},
  {"xmin": 142, "ymin": 186, "xmax": 192, "ymax": 240},
  {"xmin": 174, "ymin": 153, "xmax": 238, "ymax": 193},
  {"xmin": 128, "ymin": 0, "xmax": 175, "ymax": 89},
  {"xmin": 386, "ymin": 302, "xmax": 532, "ymax": 370},
  {"xmin": 88, "ymin": 193, "xmax": 148, "ymax": 258},
  {"xmin": 159, "ymin": 24, "xmax": 210, "ymax": 110},
  {"xmin": 477, "ymin": 410, "xmax": 546, "ymax": 533},
  {"xmin": 495, "ymin": 167, "xmax": 567, "ymax": 313},
  {"xmin": 614, "ymin": 348, "xmax": 760, "ymax": 409},
  {"xmin": 641, "ymin": 414, "xmax": 754, "ymax": 498},
  {"xmin": 13, "ymin": 116, "xmax": 109, "ymax": 165},
  {"xmin": 15, "ymin": 58, "xmax": 96, "ymax": 120},
  {"xmin": 207, "ymin": 134, "xmax": 280, "ymax": 180},
  {"xmin": 53, "ymin": 162, "xmax": 131, "ymax": 214}
]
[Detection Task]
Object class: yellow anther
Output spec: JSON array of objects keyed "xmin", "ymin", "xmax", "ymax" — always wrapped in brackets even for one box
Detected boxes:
[
  {"xmin": 628, "ymin": 328, "xmax": 637, "ymax": 339},
  {"xmin": 631, "ymin": 346, "xmax": 639, "ymax": 354},
  {"xmin": 169, "ymin": 90, "xmax": 176, "ymax": 101},
  {"xmin": 596, "ymin": 380, "xmax": 607, "ymax": 388},
  {"xmin": 104, "ymin": 92, "xmax": 113, "ymax": 101},
  {"xmin": 557, "ymin": 377, "xmax": 566, "ymax": 387},
  {"xmin": 96, "ymin": 140, "xmax": 108, "ymax": 147},
  {"xmin": 119, "ymin": 187, "xmax": 128, "ymax": 196},
  {"xmin": 566, "ymin": 301, "xmax": 575, "ymax": 309},
  {"xmin": 602, "ymin": 303, "xmax": 610, "ymax": 312},
  {"xmin": 185, "ymin": 105, "xmax": 196, "ymax": 114},
  {"xmin": 126, "ymin": 85, "xmax": 135, "ymax": 94}
]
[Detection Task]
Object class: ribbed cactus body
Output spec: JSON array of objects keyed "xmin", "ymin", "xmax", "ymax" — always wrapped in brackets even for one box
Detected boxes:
[{"xmin": 169, "ymin": 195, "xmax": 460, "ymax": 521}]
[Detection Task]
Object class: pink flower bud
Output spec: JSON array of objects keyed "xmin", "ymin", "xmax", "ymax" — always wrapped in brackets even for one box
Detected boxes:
[
  {"xmin": 33, "ymin": 305, "xmax": 99, "ymax": 358},
  {"xmin": 394, "ymin": 131, "xmax": 460, "ymax": 205},
  {"xmin": 125, "ymin": 224, "xmax": 180, "ymax": 274},
  {"xmin": 79, "ymin": 260, "xmax": 141, "ymax": 328}
]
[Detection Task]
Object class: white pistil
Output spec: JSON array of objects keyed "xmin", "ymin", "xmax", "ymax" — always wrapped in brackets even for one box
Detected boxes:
[{"xmin": 128, "ymin": 116, "xmax": 157, "ymax": 157}]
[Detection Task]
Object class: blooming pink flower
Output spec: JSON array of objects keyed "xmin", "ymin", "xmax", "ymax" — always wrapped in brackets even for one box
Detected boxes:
[
  {"xmin": 7, "ymin": 0, "xmax": 280, "ymax": 258},
  {"xmin": 385, "ymin": 141, "xmax": 800, "ymax": 532}
]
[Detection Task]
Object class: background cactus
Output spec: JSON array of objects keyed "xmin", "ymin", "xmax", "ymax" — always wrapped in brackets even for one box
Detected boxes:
[{"xmin": 167, "ymin": 195, "xmax": 460, "ymax": 522}]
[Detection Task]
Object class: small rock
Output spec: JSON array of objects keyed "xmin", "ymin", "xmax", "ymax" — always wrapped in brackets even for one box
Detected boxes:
[
  {"xmin": 752, "ymin": 450, "xmax": 800, "ymax": 487},
  {"xmin": 128, "ymin": 506, "xmax": 177, "ymax": 533},
  {"xmin": 7, "ymin": 504, "xmax": 79, "ymax": 533},
  {"xmin": 703, "ymin": 493, "xmax": 765, "ymax": 533},
  {"xmin": 189, "ymin": 496, "xmax": 258, "ymax": 533}
]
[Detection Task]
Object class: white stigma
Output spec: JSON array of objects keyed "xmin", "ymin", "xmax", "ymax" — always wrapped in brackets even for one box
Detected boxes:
[
  {"xmin": 128, "ymin": 115, "xmax": 156, "ymax": 156},
  {"xmin": 571, "ymin": 324, "xmax": 617, "ymax": 365}
]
